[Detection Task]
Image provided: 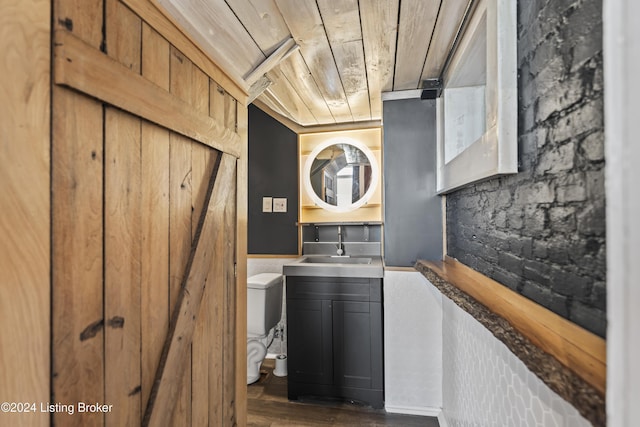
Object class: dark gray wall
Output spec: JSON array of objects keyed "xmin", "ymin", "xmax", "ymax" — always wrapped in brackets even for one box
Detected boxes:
[
  {"xmin": 248, "ymin": 105, "xmax": 299, "ymax": 254},
  {"xmin": 383, "ymin": 98, "xmax": 442, "ymax": 266},
  {"xmin": 446, "ymin": 0, "xmax": 605, "ymax": 337}
]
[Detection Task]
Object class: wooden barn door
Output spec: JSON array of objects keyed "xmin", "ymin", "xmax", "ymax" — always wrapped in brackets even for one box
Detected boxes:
[{"xmin": 51, "ymin": 1, "xmax": 247, "ymax": 426}]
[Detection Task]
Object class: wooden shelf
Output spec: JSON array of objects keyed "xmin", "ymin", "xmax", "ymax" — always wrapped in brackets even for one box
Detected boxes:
[{"xmin": 415, "ymin": 257, "xmax": 606, "ymax": 426}]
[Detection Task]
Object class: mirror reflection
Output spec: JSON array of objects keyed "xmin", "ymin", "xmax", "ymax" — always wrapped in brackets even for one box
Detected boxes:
[{"xmin": 309, "ymin": 143, "xmax": 373, "ymax": 207}]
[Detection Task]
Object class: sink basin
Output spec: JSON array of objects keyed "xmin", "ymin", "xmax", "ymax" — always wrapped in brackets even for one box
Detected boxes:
[
  {"xmin": 300, "ymin": 256, "xmax": 372, "ymax": 265},
  {"xmin": 283, "ymin": 255, "xmax": 383, "ymax": 278}
]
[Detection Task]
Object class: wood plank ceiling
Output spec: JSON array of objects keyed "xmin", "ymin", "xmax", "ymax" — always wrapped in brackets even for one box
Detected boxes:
[{"xmin": 153, "ymin": 0, "xmax": 471, "ymax": 127}]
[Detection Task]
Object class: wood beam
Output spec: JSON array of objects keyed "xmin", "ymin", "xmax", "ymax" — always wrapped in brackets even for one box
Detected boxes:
[{"xmin": 244, "ymin": 37, "xmax": 298, "ymax": 85}]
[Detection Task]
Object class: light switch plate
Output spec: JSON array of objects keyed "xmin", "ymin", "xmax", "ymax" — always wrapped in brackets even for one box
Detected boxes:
[
  {"xmin": 262, "ymin": 197, "xmax": 273, "ymax": 213},
  {"xmin": 273, "ymin": 197, "xmax": 287, "ymax": 213}
]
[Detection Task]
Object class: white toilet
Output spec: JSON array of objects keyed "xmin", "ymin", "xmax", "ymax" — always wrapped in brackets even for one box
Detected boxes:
[{"xmin": 246, "ymin": 273, "xmax": 283, "ymax": 384}]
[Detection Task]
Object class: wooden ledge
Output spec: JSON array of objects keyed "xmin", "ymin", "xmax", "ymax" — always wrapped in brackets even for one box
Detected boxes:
[{"xmin": 416, "ymin": 257, "xmax": 605, "ymax": 427}]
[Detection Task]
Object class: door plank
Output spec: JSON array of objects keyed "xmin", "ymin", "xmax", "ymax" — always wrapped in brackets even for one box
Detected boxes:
[
  {"xmin": 223, "ymin": 164, "xmax": 239, "ymax": 426},
  {"xmin": 51, "ymin": 91, "xmax": 104, "ymax": 427},
  {"xmin": 144, "ymin": 154, "xmax": 237, "ymax": 427},
  {"xmin": 104, "ymin": 3, "xmax": 143, "ymax": 425},
  {"xmin": 140, "ymin": 23, "xmax": 171, "ymax": 417},
  {"xmin": 168, "ymin": 52, "xmax": 191, "ymax": 426},
  {"xmin": 104, "ymin": 106, "xmax": 143, "ymax": 427},
  {"xmin": 51, "ymin": 3, "xmax": 103, "ymax": 425},
  {"xmin": 167, "ymin": 133, "xmax": 193, "ymax": 427},
  {"xmin": 234, "ymin": 105, "xmax": 249, "ymax": 427},
  {"xmin": 142, "ymin": 23, "xmax": 170, "ymax": 90},
  {"xmin": 140, "ymin": 121, "xmax": 170, "ymax": 417},
  {"xmin": 106, "ymin": 0, "xmax": 141, "ymax": 72},
  {"xmin": 190, "ymin": 144, "xmax": 218, "ymax": 426},
  {"xmin": 207, "ymin": 207, "xmax": 226, "ymax": 426},
  {"xmin": 53, "ymin": 0, "xmax": 102, "ymax": 48}
]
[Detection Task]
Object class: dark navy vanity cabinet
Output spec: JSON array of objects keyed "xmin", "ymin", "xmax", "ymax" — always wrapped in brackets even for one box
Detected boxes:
[{"xmin": 285, "ymin": 275, "xmax": 384, "ymax": 408}]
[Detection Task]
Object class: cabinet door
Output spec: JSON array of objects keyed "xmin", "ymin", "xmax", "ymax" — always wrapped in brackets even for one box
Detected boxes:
[
  {"xmin": 287, "ymin": 299, "xmax": 333, "ymax": 384},
  {"xmin": 333, "ymin": 301, "xmax": 382, "ymax": 390}
]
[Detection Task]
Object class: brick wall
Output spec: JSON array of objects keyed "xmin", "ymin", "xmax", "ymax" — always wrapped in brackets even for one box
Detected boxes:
[{"xmin": 446, "ymin": 0, "xmax": 605, "ymax": 337}]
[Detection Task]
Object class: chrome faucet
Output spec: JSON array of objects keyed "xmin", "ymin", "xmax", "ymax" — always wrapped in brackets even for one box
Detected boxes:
[{"xmin": 336, "ymin": 225, "xmax": 344, "ymax": 256}]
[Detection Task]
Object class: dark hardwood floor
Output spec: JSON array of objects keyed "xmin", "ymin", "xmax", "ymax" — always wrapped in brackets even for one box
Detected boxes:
[{"xmin": 247, "ymin": 359, "xmax": 440, "ymax": 427}]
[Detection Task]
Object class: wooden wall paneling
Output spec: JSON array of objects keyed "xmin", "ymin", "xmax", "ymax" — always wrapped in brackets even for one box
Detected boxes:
[
  {"xmin": 144, "ymin": 154, "xmax": 236, "ymax": 427},
  {"xmin": 235, "ymin": 105, "xmax": 249, "ymax": 426},
  {"xmin": 316, "ymin": 0, "xmax": 371, "ymax": 121},
  {"xmin": 104, "ymin": 106, "xmax": 143, "ymax": 427},
  {"xmin": 51, "ymin": 2, "xmax": 103, "ymax": 426},
  {"xmin": 0, "ymin": 1, "xmax": 49, "ymax": 425},
  {"xmin": 393, "ymin": 0, "xmax": 439, "ymax": 90},
  {"xmin": 140, "ymin": 23, "xmax": 171, "ymax": 417},
  {"xmin": 360, "ymin": 0, "xmax": 399, "ymax": 119},
  {"xmin": 421, "ymin": 0, "xmax": 470, "ymax": 80},
  {"xmin": 121, "ymin": 0, "xmax": 248, "ymax": 102},
  {"xmin": 275, "ymin": 0, "xmax": 353, "ymax": 122}
]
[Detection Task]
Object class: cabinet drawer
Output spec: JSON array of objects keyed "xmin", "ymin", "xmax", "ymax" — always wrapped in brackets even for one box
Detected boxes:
[{"xmin": 287, "ymin": 276, "xmax": 382, "ymax": 301}]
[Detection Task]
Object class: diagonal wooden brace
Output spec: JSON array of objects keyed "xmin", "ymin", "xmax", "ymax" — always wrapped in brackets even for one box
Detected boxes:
[{"xmin": 143, "ymin": 153, "xmax": 237, "ymax": 427}]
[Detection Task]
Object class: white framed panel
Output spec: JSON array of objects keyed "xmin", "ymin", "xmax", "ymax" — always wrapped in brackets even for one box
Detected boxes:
[
  {"xmin": 436, "ymin": 0, "xmax": 517, "ymax": 194},
  {"xmin": 604, "ymin": 0, "xmax": 640, "ymax": 425}
]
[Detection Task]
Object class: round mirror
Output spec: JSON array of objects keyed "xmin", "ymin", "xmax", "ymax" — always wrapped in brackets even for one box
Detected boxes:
[{"xmin": 303, "ymin": 138, "xmax": 379, "ymax": 212}]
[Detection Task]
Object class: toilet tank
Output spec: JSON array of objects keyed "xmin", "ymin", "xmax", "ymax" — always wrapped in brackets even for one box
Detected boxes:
[{"xmin": 247, "ymin": 273, "xmax": 283, "ymax": 336}]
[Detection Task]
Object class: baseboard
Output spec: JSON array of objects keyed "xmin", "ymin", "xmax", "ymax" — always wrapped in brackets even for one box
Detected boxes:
[
  {"xmin": 384, "ymin": 405, "xmax": 441, "ymax": 417},
  {"xmin": 437, "ymin": 411, "xmax": 449, "ymax": 427}
]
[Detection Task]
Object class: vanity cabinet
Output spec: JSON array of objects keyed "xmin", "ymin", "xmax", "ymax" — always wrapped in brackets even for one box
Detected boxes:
[{"xmin": 286, "ymin": 276, "xmax": 383, "ymax": 408}]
